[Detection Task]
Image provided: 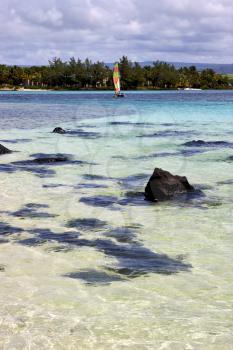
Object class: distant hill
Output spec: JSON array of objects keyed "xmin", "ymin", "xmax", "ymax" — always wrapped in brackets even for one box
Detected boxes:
[{"xmin": 107, "ymin": 62, "xmax": 233, "ymax": 74}]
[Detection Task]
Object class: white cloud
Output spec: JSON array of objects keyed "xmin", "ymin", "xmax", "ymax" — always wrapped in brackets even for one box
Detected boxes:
[{"xmin": 0, "ymin": 0, "xmax": 232, "ymax": 64}]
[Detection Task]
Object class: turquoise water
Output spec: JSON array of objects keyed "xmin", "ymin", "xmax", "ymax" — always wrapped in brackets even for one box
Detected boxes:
[{"xmin": 0, "ymin": 90, "xmax": 233, "ymax": 349}]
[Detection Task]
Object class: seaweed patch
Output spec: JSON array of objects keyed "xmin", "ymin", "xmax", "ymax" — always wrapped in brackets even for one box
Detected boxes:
[
  {"xmin": 79, "ymin": 195, "xmax": 119, "ymax": 210},
  {"xmin": 0, "ymin": 222, "xmax": 23, "ymax": 236},
  {"xmin": 64, "ymin": 269, "xmax": 125, "ymax": 285},
  {"xmin": 66, "ymin": 218, "xmax": 108, "ymax": 231},
  {"xmin": 12, "ymin": 203, "xmax": 57, "ymax": 219}
]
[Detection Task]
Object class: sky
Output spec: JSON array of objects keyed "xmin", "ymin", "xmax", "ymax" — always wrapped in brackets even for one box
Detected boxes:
[{"xmin": 0, "ymin": 0, "xmax": 232, "ymax": 65}]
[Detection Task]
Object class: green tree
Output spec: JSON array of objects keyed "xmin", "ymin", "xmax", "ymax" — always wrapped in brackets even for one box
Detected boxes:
[{"xmin": 119, "ymin": 56, "xmax": 133, "ymax": 89}]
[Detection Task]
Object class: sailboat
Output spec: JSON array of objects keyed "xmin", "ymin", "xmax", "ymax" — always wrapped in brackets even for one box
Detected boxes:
[{"xmin": 113, "ymin": 63, "xmax": 125, "ymax": 98}]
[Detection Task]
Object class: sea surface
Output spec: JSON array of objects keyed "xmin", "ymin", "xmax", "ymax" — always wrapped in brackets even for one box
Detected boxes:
[{"xmin": 0, "ymin": 90, "xmax": 233, "ymax": 349}]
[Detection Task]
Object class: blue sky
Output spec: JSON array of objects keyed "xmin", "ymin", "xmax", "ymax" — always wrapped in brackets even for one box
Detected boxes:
[{"xmin": 0, "ymin": 0, "xmax": 232, "ymax": 65}]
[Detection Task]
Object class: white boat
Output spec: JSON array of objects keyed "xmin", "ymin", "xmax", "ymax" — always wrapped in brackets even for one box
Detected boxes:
[{"xmin": 183, "ymin": 88, "xmax": 202, "ymax": 91}]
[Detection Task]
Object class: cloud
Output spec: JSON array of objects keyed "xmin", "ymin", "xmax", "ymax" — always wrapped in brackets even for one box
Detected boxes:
[{"xmin": 0, "ymin": 0, "xmax": 232, "ymax": 64}]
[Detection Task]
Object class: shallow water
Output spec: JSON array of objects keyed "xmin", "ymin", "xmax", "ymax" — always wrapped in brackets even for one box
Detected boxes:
[{"xmin": 0, "ymin": 90, "xmax": 233, "ymax": 349}]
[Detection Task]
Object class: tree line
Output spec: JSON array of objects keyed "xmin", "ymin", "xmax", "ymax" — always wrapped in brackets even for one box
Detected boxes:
[{"xmin": 0, "ymin": 56, "xmax": 230, "ymax": 90}]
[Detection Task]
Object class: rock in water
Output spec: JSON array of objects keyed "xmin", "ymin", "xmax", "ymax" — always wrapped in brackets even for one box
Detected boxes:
[
  {"xmin": 183, "ymin": 140, "xmax": 233, "ymax": 147},
  {"xmin": 52, "ymin": 127, "xmax": 66, "ymax": 134},
  {"xmin": 145, "ymin": 168, "xmax": 194, "ymax": 201},
  {"xmin": 0, "ymin": 144, "xmax": 12, "ymax": 155},
  {"xmin": 33, "ymin": 156, "xmax": 68, "ymax": 164},
  {"xmin": 183, "ymin": 140, "xmax": 206, "ymax": 147}
]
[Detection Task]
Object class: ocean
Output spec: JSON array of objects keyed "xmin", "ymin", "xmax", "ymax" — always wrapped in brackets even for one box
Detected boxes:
[{"xmin": 0, "ymin": 90, "xmax": 233, "ymax": 349}]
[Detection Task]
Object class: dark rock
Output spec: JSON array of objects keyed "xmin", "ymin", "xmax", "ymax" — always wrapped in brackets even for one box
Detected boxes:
[
  {"xmin": 183, "ymin": 140, "xmax": 206, "ymax": 147},
  {"xmin": 29, "ymin": 153, "xmax": 91, "ymax": 165},
  {"xmin": 183, "ymin": 140, "xmax": 233, "ymax": 147},
  {"xmin": 0, "ymin": 153, "xmax": 91, "ymax": 179},
  {"xmin": 0, "ymin": 144, "xmax": 12, "ymax": 155},
  {"xmin": 145, "ymin": 168, "xmax": 194, "ymax": 201},
  {"xmin": 52, "ymin": 127, "xmax": 66, "ymax": 134},
  {"xmin": 33, "ymin": 156, "xmax": 69, "ymax": 164}
]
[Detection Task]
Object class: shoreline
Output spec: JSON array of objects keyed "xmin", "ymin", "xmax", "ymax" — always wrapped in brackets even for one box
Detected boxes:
[
  {"xmin": 0, "ymin": 87, "xmax": 232, "ymax": 92},
  {"xmin": 0, "ymin": 87, "xmax": 52, "ymax": 91}
]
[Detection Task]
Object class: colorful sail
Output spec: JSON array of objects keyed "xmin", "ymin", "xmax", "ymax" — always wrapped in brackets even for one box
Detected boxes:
[{"xmin": 113, "ymin": 63, "xmax": 121, "ymax": 93}]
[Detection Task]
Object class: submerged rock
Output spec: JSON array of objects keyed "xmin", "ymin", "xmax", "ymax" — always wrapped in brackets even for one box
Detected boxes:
[
  {"xmin": 33, "ymin": 156, "xmax": 69, "ymax": 164},
  {"xmin": 183, "ymin": 140, "xmax": 206, "ymax": 147},
  {"xmin": 66, "ymin": 129, "xmax": 101, "ymax": 138},
  {"xmin": 183, "ymin": 140, "xmax": 233, "ymax": 147},
  {"xmin": 52, "ymin": 127, "xmax": 66, "ymax": 134},
  {"xmin": 0, "ymin": 144, "xmax": 12, "ymax": 155},
  {"xmin": 145, "ymin": 168, "xmax": 194, "ymax": 202},
  {"xmin": 29, "ymin": 153, "xmax": 91, "ymax": 165},
  {"xmin": 225, "ymin": 156, "xmax": 233, "ymax": 162},
  {"xmin": 52, "ymin": 127, "xmax": 101, "ymax": 139}
]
